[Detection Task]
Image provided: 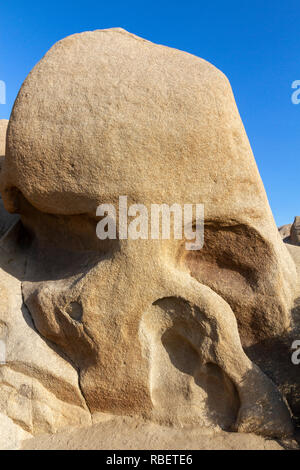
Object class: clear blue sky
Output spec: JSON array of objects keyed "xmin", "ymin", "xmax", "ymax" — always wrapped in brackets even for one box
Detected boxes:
[{"xmin": 0, "ymin": 1, "xmax": 299, "ymax": 226}]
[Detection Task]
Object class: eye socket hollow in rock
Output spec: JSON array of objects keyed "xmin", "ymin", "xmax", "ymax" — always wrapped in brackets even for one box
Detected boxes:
[{"xmin": 65, "ymin": 301, "xmax": 83, "ymax": 322}]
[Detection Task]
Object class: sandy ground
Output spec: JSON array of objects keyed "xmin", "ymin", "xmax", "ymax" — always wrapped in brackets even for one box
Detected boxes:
[{"xmin": 22, "ymin": 415, "xmax": 297, "ymax": 450}]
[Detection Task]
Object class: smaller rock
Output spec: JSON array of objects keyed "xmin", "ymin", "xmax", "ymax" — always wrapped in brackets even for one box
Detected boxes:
[
  {"xmin": 291, "ymin": 216, "xmax": 300, "ymax": 246},
  {"xmin": 278, "ymin": 224, "xmax": 292, "ymax": 241},
  {"xmin": 0, "ymin": 121, "xmax": 19, "ymax": 238},
  {"xmin": 279, "ymin": 218, "xmax": 300, "ymax": 246}
]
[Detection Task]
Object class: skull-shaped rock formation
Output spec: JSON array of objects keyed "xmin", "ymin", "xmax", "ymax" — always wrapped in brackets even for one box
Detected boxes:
[{"xmin": 0, "ymin": 29, "xmax": 297, "ymax": 439}]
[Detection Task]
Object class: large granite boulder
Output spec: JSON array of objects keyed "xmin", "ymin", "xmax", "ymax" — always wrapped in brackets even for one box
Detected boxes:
[{"xmin": 0, "ymin": 29, "xmax": 297, "ymax": 442}]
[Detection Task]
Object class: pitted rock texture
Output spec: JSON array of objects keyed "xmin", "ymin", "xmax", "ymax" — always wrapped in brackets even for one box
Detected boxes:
[
  {"xmin": 0, "ymin": 222, "xmax": 91, "ymax": 449},
  {"xmin": 0, "ymin": 29, "xmax": 297, "ymax": 443},
  {"xmin": 0, "ymin": 120, "xmax": 19, "ymax": 238},
  {"xmin": 279, "ymin": 217, "xmax": 300, "ymax": 247},
  {"xmin": 291, "ymin": 217, "xmax": 300, "ymax": 246}
]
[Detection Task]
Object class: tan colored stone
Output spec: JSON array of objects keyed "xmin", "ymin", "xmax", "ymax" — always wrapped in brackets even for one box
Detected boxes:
[
  {"xmin": 0, "ymin": 29, "xmax": 296, "ymax": 440},
  {"xmin": 279, "ymin": 218, "xmax": 300, "ymax": 246},
  {"xmin": 0, "ymin": 29, "xmax": 295, "ymax": 345},
  {"xmin": 22, "ymin": 415, "xmax": 296, "ymax": 450},
  {"xmin": 291, "ymin": 216, "xmax": 300, "ymax": 246},
  {"xmin": 0, "ymin": 412, "xmax": 31, "ymax": 450},
  {"xmin": 0, "ymin": 366, "xmax": 90, "ymax": 435},
  {"xmin": 279, "ymin": 223, "xmax": 292, "ymax": 240},
  {"xmin": 0, "ymin": 120, "xmax": 19, "ymax": 237},
  {"xmin": 245, "ymin": 242, "xmax": 300, "ymax": 426},
  {"xmin": 0, "ymin": 223, "xmax": 91, "ymax": 448},
  {"xmin": 0, "ymin": 119, "xmax": 8, "ymax": 158}
]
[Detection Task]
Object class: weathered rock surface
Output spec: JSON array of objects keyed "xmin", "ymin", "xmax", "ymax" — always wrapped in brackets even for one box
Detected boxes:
[
  {"xmin": 0, "ymin": 412, "xmax": 31, "ymax": 450},
  {"xmin": 291, "ymin": 217, "xmax": 300, "ymax": 246},
  {"xmin": 278, "ymin": 217, "xmax": 300, "ymax": 246},
  {"xmin": 0, "ymin": 29, "xmax": 297, "ymax": 444},
  {"xmin": 1, "ymin": 28, "xmax": 296, "ymax": 343},
  {"xmin": 0, "ymin": 119, "xmax": 19, "ymax": 237},
  {"xmin": 0, "ymin": 120, "xmax": 8, "ymax": 158},
  {"xmin": 279, "ymin": 223, "xmax": 292, "ymax": 241},
  {"xmin": 246, "ymin": 242, "xmax": 300, "ymax": 428},
  {"xmin": 0, "ymin": 223, "xmax": 91, "ymax": 449},
  {"xmin": 22, "ymin": 415, "xmax": 297, "ymax": 450}
]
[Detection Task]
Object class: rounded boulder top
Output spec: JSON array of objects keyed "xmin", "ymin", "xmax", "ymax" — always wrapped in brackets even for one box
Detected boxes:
[{"xmin": 1, "ymin": 28, "xmax": 268, "ymax": 227}]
